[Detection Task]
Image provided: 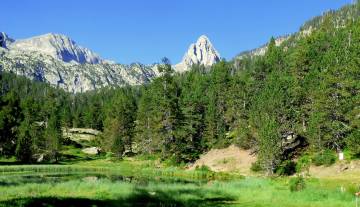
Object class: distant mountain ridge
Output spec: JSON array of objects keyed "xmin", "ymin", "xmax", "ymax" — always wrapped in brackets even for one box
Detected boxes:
[
  {"xmin": 236, "ymin": 35, "xmax": 289, "ymax": 60},
  {"xmin": 7, "ymin": 33, "xmax": 104, "ymax": 64},
  {"xmin": 235, "ymin": 2, "xmax": 360, "ymax": 61},
  {"xmin": 0, "ymin": 33, "xmax": 220, "ymax": 93},
  {"xmin": 3, "ymin": 1, "xmax": 356, "ymax": 93}
]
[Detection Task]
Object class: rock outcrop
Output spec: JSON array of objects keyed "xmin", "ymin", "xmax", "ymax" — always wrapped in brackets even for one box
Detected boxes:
[
  {"xmin": 236, "ymin": 36, "xmax": 289, "ymax": 60},
  {"xmin": 174, "ymin": 35, "xmax": 221, "ymax": 72},
  {"xmin": 7, "ymin": 33, "xmax": 103, "ymax": 64},
  {"xmin": 82, "ymin": 147, "xmax": 101, "ymax": 155}
]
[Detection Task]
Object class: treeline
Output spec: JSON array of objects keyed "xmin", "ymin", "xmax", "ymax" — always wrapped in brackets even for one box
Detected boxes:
[
  {"xmin": 0, "ymin": 72, "xmax": 67, "ymax": 162},
  {"xmin": 0, "ymin": 8, "xmax": 359, "ymax": 174},
  {"xmin": 101, "ymin": 15, "xmax": 359, "ymax": 171},
  {"xmin": 301, "ymin": 0, "xmax": 360, "ymax": 31}
]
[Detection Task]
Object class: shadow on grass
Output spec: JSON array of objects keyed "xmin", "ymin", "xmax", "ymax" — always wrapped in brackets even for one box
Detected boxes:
[
  {"xmin": 0, "ymin": 161, "xmax": 23, "ymax": 166},
  {"xmin": 57, "ymin": 153, "xmax": 96, "ymax": 165},
  {"xmin": 0, "ymin": 155, "xmax": 96, "ymax": 166},
  {"xmin": 0, "ymin": 188, "xmax": 237, "ymax": 207}
]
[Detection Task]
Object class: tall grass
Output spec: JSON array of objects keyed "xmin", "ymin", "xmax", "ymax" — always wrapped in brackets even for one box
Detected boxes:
[
  {"xmin": 0, "ymin": 177, "xmax": 354, "ymax": 207},
  {"xmin": 0, "ymin": 158, "xmax": 356, "ymax": 207},
  {"xmin": 0, "ymin": 159, "xmax": 237, "ymax": 183}
]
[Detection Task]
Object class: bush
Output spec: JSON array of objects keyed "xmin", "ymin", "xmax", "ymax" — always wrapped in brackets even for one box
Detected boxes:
[
  {"xmin": 296, "ymin": 155, "xmax": 311, "ymax": 173},
  {"xmin": 312, "ymin": 150, "xmax": 336, "ymax": 166},
  {"xmin": 105, "ymin": 152, "xmax": 115, "ymax": 160},
  {"xmin": 289, "ymin": 176, "xmax": 306, "ymax": 192},
  {"xmin": 234, "ymin": 127, "xmax": 254, "ymax": 150},
  {"xmin": 136, "ymin": 153, "xmax": 159, "ymax": 161},
  {"xmin": 162, "ymin": 156, "xmax": 179, "ymax": 167},
  {"xmin": 276, "ymin": 160, "xmax": 296, "ymax": 176},
  {"xmin": 250, "ymin": 161, "xmax": 263, "ymax": 172},
  {"xmin": 195, "ymin": 165, "xmax": 212, "ymax": 172}
]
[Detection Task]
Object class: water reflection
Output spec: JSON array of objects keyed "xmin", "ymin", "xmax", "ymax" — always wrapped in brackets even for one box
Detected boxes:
[{"xmin": 0, "ymin": 172, "xmax": 206, "ymax": 187}]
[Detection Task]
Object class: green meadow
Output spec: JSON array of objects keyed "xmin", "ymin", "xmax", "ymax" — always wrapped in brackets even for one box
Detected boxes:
[{"xmin": 0, "ymin": 157, "xmax": 356, "ymax": 207}]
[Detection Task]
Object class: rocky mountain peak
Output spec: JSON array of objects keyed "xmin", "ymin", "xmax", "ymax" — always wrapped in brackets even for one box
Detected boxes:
[
  {"xmin": 7, "ymin": 33, "xmax": 103, "ymax": 64},
  {"xmin": 197, "ymin": 35, "xmax": 210, "ymax": 44},
  {"xmin": 174, "ymin": 35, "xmax": 221, "ymax": 72}
]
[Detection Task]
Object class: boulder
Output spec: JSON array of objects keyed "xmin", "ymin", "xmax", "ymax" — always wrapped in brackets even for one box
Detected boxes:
[
  {"xmin": 82, "ymin": 147, "xmax": 100, "ymax": 155},
  {"xmin": 34, "ymin": 154, "xmax": 44, "ymax": 162}
]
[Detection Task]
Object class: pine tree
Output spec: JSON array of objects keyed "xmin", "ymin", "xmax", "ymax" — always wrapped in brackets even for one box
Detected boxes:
[
  {"xmin": 177, "ymin": 67, "xmax": 207, "ymax": 161},
  {"xmin": 0, "ymin": 91, "xmax": 22, "ymax": 156},
  {"xmin": 44, "ymin": 113, "xmax": 62, "ymax": 162},
  {"xmin": 135, "ymin": 87, "xmax": 162, "ymax": 153},
  {"xmin": 156, "ymin": 58, "xmax": 182, "ymax": 160},
  {"xmin": 204, "ymin": 61, "xmax": 231, "ymax": 148},
  {"xmin": 15, "ymin": 120, "xmax": 33, "ymax": 163},
  {"xmin": 102, "ymin": 88, "xmax": 136, "ymax": 158}
]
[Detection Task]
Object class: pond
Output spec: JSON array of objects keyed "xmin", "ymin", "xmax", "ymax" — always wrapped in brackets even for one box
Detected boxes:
[
  {"xmin": 0, "ymin": 172, "xmax": 208, "ymax": 187},
  {"xmin": 0, "ymin": 171, "xmax": 239, "ymax": 207},
  {"xmin": 0, "ymin": 168, "xmax": 354, "ymax": 207}
]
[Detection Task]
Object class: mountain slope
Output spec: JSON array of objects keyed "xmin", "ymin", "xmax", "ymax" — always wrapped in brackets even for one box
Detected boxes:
[
  {"xmin": 0, "ymin": 50, "xmax": 157, "ymax": 93},
  {"xmin": 236, "ymin": 36, "xmax": 289, "ymax": 60},
  {"xmin": 0, "ymin": 33, "xmax": 158, "ymax": 93},
  {"xmin": 7, "ymin": 33, "xmax": 103, "ymax": 64},
  {"xmin": 235, "ymin": 2, "xmax": 360, "ymax": 61},
  {"xmin": 0, "ymin": 33, "xmax": 220, "ymax": 92}
]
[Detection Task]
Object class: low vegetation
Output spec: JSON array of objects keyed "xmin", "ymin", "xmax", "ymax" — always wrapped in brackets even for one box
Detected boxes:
[{"xmin": 0, "ymin": 156, "xmax": 357, "ymax": 207}]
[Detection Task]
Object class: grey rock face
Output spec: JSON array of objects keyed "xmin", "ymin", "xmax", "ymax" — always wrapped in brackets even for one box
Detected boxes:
[
  {"xmin": 0, "ymin": 33, "xmax": 158, "ymax": 93},
  {"xmin": 0, "ymin": 50, "xmax": 157, "ymax": 93},
  {"xmin": 236, "ymin": 36, "xmax": 289, "ymax": 60},
  {"xmin": 82, "ymin": 147, "xmax": 101, "ymax": 155},
  {"xmin": 0, "ymin": 33, "xmax": 219, "ymax": 93},
  {"xmin": 174, "ymin": 35, "xmax": 221, "ymax": 72},
  {"xmin": 7, "ymin": 33, "xmax": 103, "ymax": 64}
]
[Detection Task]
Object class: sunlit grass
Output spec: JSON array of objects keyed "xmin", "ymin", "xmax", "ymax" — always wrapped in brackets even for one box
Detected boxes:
[
  {"xmin": 0, "ymin": 156, "xmax": 356, "ymax": 207},
  {"xmin": 0, "ymin": 176, "xmax": 355, "ymax": 207}
]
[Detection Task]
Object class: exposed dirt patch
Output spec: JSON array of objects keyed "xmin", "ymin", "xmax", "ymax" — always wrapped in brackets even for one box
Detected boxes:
[
  {"xmin": 189, "ymin": 145, "xmax": 256, "ymax": 174},
  {"xmin": 309, "ymin": 160, "xmax": 360, "ymax": 179}
]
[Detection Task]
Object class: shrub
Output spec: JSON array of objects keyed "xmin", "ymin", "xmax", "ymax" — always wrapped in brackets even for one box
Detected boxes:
[
  {"xmin": 276, "ymin": 160, "xmax": 296, "ymax": 176},
  {"xmin": 105, "ymin": 152, "xmax": 114, "ymax": 160},
  {"xmin": 289, "ymin": 176, "xmax": 306, "ymax": 192},
  {"xmin": 296, "ymin": 155, "xmax": 311, "ymax": 173},
  {"xmin": 234, "ymin": 127, "xmax": 254, "ymax": 150},
  {"xmin": 312, "ymin": 150, "xmax": 336, "ymax": 166},
  {"xmin": 195, "ymin": 165, "xmax": 212, "ymax": 172},
  {"xmin": 136, "ymin": 153, "xmax": 159, "ymax": 161},
  {"xmin": 250, "ymin": 161, "xmax": 263, "ymax": 172},
  {"xmin": 162, "ymin": 156, "xmax": 179, "ymax": 167}
]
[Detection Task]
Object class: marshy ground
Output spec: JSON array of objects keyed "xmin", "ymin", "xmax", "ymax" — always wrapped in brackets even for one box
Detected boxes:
[{"xmin": 0, "ymin": 151, "xmax": 358, "ymax": 207}]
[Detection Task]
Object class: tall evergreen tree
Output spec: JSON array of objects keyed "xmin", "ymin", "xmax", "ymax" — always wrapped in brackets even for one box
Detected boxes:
[{"xmin": 102, "ymin": 89, "xmax": 137, "ymax": 158}]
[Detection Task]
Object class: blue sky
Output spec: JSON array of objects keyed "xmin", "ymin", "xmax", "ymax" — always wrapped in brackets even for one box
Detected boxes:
[{"xmin": 1, "ymin": 0, "xmax": 352, "ymax": 64}]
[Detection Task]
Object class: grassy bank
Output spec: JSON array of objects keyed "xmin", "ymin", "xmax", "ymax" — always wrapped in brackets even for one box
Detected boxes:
[
  {"xmin": 0, "ymin": 157, "xmax": 237, "ymax": 183},
  {"xmin": 0, "ymin": 156, "xmax": 357, "ymax": 207},
  {"xmin": 0, "ymin": 175, "xmax": 356, "ymax": 207}
]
